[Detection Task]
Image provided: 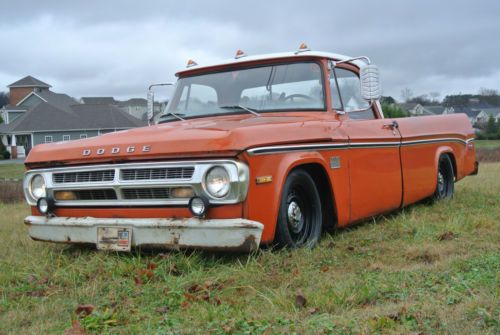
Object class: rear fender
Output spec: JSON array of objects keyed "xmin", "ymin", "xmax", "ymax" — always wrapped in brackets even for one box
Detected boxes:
[{"xmin": 434, "ymin": 146, "xmax": 455, "ymax": 187}]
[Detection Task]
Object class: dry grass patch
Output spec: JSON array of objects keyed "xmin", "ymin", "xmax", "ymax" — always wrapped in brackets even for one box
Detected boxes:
[
  {"xmin": 476, "ymin": 148, "xmax": 500, "ymax": 162},
  {"xmin": 0, "ymin": 165, "xmax": 498, "ymax": 334},
  {"xmin": 0, "ymin": 181, "xmax": 24, "ymax": 203}
]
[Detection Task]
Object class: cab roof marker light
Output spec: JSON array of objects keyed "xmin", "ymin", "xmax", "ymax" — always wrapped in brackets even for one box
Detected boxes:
[
  {"xmin": 235, "ymin": 49, "xmax": 247, "ymax": 59},
  {"xmin": 294, "ymin": 43, "xmax": 310, "ymax": 54},
  {"xmin": 186, "ymin": 59, "xmax": 198, "ymax": 68}
]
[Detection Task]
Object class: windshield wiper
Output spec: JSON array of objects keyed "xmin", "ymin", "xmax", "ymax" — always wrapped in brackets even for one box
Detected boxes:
[
  {"xmin": 158, "ymin": 112, "xmax": 186, "ymax": 123},
  {"xmin": 219, "ymin": 105, "xmax": 261, "ymax": 117}
]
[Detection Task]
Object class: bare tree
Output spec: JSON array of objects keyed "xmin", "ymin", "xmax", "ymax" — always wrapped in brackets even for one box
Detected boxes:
[
  {"xmin": 0, "ymin": 92, "xmax": 9, "ymax": 109},
  {"xmin": 401, "ymin": 88, "xmax": 413, "ymax": 102},
  {"xmin": 429, "ymin": 91, "xmax": 441, "ymax": 103},
  {"xmin": 479, "ymin": 87, "xmax": 499, "ymax": 96}
]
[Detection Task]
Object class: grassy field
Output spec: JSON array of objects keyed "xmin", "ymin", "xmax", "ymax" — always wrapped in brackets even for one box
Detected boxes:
[
  {"xmin": 0, "ymin": 164, "xmax": 499, "ymax": 334},
  {"xmin": 475, "ymin": 140, "xmax": 500, "ymax": 149},
  {"xmin": 0, "ymin": 163, "xmax": 25, "ymax": 180}
]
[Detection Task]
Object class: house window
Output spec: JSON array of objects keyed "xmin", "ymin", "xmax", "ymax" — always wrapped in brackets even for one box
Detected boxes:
[
  {"xmin": 80, "ymin": 134, "xmax": 88, "ymax": 139},
  {"xmin": 44, "ymin": 136, "xmax": 53, "ymax": 143},
  {"xmin": 62, "ymin": 135, "xmax": 70, "ymax": 142}
]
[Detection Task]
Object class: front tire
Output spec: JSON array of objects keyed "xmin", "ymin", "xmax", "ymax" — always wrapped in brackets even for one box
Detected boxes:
[
  {"xmin": 432, "ymin": 154, "xmax": 455, "ymax": 201},
  {"xmin": 274, "ymin": 169, "xmax": 322, "ymax": 248}
]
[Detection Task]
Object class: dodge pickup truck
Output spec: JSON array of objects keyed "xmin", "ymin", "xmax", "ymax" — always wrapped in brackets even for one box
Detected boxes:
[{"xmin": 23, "ymin": 45, "xmax": 478, "ymax": 251}]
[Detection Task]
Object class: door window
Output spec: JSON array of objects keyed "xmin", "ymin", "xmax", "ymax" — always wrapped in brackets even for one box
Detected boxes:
[{"xmin": 330, "ymin": 67, "xmax": 375, "ymax": 120}]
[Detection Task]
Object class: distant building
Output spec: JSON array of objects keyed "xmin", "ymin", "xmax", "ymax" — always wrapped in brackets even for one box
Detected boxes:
[
  {"xmin": 80, "ymin": 97, "xmax": 117, "ymax": 105},
  {"xmin": 77, "ymin": 97, "xmax": 165, "ymax": 122},
  {"xmin": 476, "ymin": 108, "xmax": 500, "ymax": 124},
  {"xmin": 450, "ymin": 106, "xmax": 480, "ymax": 125},
  {"xmin": 117, "ymin": 98, "xmax": 165, "ymax": 121},
  {"xmin": 0, "ymin": 76, "xmax": 146, "ymax": 158},
  {"xmin": 399, "ymin": 103, "xmax": 435, "ymax": 116}
]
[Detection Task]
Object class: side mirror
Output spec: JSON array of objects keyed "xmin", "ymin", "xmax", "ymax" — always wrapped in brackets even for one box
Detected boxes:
[
  {"xmin": 359, "ymin": 64, "xmax": 381, "ymax": 101},
  {"xmin": 147, "ymin": 82, "xmax": 173, "ymax": 125},
  {"xmin": 147, "ymin": 90, "xmax": 154, "ymax": 123}
]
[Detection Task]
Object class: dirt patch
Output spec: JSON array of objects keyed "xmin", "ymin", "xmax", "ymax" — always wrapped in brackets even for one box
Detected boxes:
[
  {"xmin": 406, "ymin": 250, "xmax": 440, "ymax": 264},
  {"xmin": 476, "ymin": 148, "xmax": 500, "ymax": 162}
]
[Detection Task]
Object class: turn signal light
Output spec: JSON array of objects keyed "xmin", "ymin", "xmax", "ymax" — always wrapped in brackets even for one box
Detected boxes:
[
  {"xmin": 171, "ymin": 187, "xmax": 194, "ymax": 198},
  {"xmin": 256, "ymin": 176, "xmax": 273, "ymax": 184},
  {"xmin": 54, "ymin": 191, "xmax": 77, "ymax": 201}
]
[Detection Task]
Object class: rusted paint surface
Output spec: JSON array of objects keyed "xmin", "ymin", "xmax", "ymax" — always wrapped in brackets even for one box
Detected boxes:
[{"xmin": 24, "ymin": 216, "xmax": 263, "ymax": 252}]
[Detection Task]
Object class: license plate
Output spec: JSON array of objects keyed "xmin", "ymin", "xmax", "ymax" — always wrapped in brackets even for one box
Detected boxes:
[{"xmin": 97, "ymin": 227, "xmax": 131, "ymax": 252}]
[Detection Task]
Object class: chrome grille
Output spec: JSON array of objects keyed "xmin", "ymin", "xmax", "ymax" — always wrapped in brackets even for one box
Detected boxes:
[
  {"xmin": 72, "ymin": 189, "xmax": 117, "ymax": 200},
  {"xmin": 120, "ymin": 167, "xmax": 194, "ymax": 181},
  {"xmin": 122, "ymin": 188, "xmax": 171, "ymax": 200},
  {"xmin": 24, "ymin": 160, "xmax": 247, "ymax": 207},
  {"xmin": 53, "ymin": 170, "xmax": 115, "ymax": 184}
]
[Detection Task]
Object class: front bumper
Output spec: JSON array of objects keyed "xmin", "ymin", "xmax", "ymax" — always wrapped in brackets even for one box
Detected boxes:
[{"xmin": 24, "ymin": 216, "xmax": 264, "ymax": 252}]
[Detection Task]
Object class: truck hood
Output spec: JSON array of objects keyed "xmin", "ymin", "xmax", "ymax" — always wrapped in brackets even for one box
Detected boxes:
[{"xmin": 25, "ymin": 114, "xmax": 340, "ymax": 167}]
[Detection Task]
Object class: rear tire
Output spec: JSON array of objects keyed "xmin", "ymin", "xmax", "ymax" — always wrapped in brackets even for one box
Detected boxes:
[
  {"xmin": 274, "ymin": 169, "xmax": 322, "ymax": 248},
  {"xmin": 432, "ymin": 155, "xmax": 455, "ymax": 201}
]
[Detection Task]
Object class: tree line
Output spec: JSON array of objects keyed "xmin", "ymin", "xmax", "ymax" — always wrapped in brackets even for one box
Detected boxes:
[{"xmin": 0, "ymin": 92, "xmax": 7, "ymax": 124}]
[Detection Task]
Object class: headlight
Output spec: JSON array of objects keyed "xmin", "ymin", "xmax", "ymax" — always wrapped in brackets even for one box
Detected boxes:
[
  {"xmin": 29, "ymin": 174, "xmax": 46, "ymax": 200},
  {"xmin": 205, "ymin": 166, "xmax": 230, "ymax": 198}
]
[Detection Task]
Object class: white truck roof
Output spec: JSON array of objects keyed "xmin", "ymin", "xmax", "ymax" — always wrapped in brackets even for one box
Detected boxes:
[{"xmin": 176, "ymin": 50, "xmax": 366, "ymax": 76}]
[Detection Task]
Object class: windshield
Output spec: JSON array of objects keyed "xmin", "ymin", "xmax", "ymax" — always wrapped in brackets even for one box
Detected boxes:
[{"xmin": 162, "ymin": 61, "xmax": 325, "ymax": 120}]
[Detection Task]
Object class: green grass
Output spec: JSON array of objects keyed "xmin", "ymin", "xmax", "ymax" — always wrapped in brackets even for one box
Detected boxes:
[
  {"xmin": 1, "ymin": 164, "xmax": 499, "ymax": 334},
  {"xmin": 475, "ymin": 140, "xmax": 500, "ymax": 149},
  {"xmin": 0, "ymin": 163, "xmax": 25, "ymax": 180}
]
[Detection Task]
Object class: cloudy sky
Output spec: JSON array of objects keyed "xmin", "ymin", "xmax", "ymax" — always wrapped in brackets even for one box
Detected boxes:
[{"xmin": 0, "ymin": 0, "xmax": 499, "ymax": 102}]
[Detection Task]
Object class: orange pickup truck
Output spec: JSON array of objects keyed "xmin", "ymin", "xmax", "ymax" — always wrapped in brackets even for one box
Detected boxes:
[{"xmin": 22, "ymin": 47, "xmax": 478, "ymax": 252}]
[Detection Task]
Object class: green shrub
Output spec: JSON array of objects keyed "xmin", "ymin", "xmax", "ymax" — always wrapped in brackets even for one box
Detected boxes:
[
  {"xmin": 2, "ymin": 150, "xmax": 11, "ymax": 159},
  {"xmin": 381, "ymin": 103, "xmax": 409, "ymax": 118}
]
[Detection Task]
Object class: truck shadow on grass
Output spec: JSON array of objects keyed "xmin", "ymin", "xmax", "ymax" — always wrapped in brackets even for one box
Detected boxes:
[{"xmin": 56, "ymin": 199, "xmax": 435, "ymax": 267}]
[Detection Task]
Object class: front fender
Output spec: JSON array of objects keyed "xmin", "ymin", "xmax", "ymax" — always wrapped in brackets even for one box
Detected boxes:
[{"xmin": 241, "ymin": 151, "xmax": 331, "ymax": 244}]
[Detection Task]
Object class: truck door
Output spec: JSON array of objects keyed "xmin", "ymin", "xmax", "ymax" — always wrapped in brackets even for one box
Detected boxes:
[{"xmin": 330, "ymin": 67, "xmax": 403, "ymax": 222}]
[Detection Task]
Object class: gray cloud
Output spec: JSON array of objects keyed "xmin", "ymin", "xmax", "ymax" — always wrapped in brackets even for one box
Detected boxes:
[{"xmin": 1, "ymin": 0, "xmax": 499, "ymax": 101}]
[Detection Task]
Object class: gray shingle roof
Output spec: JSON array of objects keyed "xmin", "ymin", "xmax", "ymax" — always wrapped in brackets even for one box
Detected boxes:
[
  {"xmin": 453, "ymin": 106, "xmax": 479, "ymax": 118},
  {"xmin": 118, "ymin": 98, "xmax": 147, "ymax": 107},
  {"xmin": 1, "ymin": 102, "xmax": 146, "ymax": 133},
  {"xmin": 479, "ymin": 107, "xmax": 500, "ymax": 117},
  {"xmin": 399, "ymin": 102, "xmax": 419, "ymax": 111},
  {"xmin": 81, "ymin": 97, "xmax": 117, "ymax": 105},
  {"xmin": 1, "ymin": 89, "xmax": 146, "ymax": 134},
  {"xmin": 37, "ymin": 91, "xmax": 78, "ymax": 110},
  {"xmin": 1, "ymin": 105, "xmax": 27, "ymax": 111},
  {"xmin": 7, "ymin": 76, "xmax": 51, "ymax": 88},
  {"xmin": 423, "ymin": 106, "xmax": 445, "ymax": 114}
]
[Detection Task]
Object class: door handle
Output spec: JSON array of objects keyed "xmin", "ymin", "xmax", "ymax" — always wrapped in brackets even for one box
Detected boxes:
[{"xmin": 383, "ymin": 121, "xmax": 399, "ymax": 130}]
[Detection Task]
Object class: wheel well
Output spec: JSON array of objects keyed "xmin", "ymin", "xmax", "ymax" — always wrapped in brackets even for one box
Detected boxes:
[
  {"xmin": 442, "ymin": 152, "xmax": 457, "ymax": 179},
  {"xmin": 292, "ymin": 163, "xmax": 337, "ymax": 231}
]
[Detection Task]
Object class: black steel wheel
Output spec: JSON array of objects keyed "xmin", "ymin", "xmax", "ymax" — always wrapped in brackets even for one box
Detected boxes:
[
  {"xmin": 274, "ymin": 169, "xmax": 322, "ymax": 248},
  {"xmin": 432, "ymin": 155, "xmax": 455, "ymax": 201}
]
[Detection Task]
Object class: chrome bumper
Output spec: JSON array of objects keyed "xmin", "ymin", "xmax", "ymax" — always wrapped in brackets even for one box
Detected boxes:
[{"xmin": 24, "ymin": 216, "xmax": 264, "ymax": 252}]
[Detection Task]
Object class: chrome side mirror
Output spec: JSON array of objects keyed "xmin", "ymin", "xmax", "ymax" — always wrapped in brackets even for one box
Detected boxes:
[
  {"xmin": 147, "ymin": 90, "xmax": 154, "ymax": 124},
  {"xmin": 359, "ymin": 64, "xmax": 381, "ymax": 101},
  {"xmin": 147, "ymin": 83, "xmax": 174, "ymax": 125}
]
